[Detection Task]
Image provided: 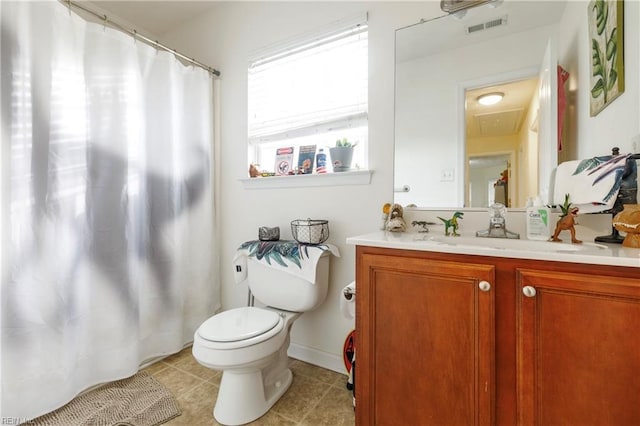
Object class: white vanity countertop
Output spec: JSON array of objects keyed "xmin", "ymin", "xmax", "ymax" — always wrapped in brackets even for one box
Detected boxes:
[{"xmin": 347, "ymin": 231, "xmax": 640, "ymax": 268}]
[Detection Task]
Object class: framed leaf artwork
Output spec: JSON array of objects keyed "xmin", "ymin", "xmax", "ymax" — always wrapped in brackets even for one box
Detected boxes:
[{"xmin": 588, "ymin": 0, "xmax": 624, "ymax": 116}]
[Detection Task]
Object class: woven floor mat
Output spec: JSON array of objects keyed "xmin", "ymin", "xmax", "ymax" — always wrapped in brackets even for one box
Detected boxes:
[{"xmin": 27, "ymin": 371, "xmax": 181, "ymax": 426}]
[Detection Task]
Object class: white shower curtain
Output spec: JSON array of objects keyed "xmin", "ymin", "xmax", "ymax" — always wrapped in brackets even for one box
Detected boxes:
[{"xmin": 1, "ymin": 2, "xmax": 220, "ymax": 420}]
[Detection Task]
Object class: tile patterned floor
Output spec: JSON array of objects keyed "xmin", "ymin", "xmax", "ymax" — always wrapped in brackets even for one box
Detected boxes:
[{"xmin": 143, "ymin": 346, "xmax": 355, "ymax": 425}]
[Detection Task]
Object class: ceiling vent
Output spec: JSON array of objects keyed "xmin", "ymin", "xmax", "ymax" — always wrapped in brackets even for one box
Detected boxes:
[{"xmin": 466, "ymin": 15, "xmax": 508, "ymax": 34}]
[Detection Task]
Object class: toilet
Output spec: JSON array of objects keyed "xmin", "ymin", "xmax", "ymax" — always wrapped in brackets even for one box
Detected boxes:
[{"xmin": 192, "ymin": 249, "xmax": 331, "ymax": 425}]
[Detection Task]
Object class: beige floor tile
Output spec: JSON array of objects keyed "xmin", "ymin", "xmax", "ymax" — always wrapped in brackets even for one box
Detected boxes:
[
  {"xmin": 173, "ymin": 352, "xmax": 222, "ymax": 383},
  {"xmin": 43, "ymin": 343, "xmax": 354, "ymax": 425},
  {"xmin": 300, "ymin": 385, "xmax": 355, "ymax": 426},
  {"xmin": 289, "ymin": 359, "xmax": 347, "ymax": 387},
  {"xmin": 154, "ymin": 365, "xmax": 206, "ymax": 397},
  {"xmin": 168, "ymin": 381, "xmax": 297, "ymax": 426},
  {"xmin": 248, "ymin": 411, "xmax": 298, "ymax": 425},
  {"xmin": 331, "ymin": 372, "xmax": 349, "ymax": 388},
  {"xmin": 141, "ymin": 359, "xmax": 170, "ymax": 376},
  {"xmin": 271, "ymin": 374, "xmax": 332, "ymax": 423},
  {"xmin": 156, "ymin": 351, "xmax": 354, "ymax": 425},
  {"xmin": 164, "ymin": 346, "xmax": 195, "ymax": 365},
  {"xmin": 168, "ymin": 381, "xmax": 219, "ymax": 426}
]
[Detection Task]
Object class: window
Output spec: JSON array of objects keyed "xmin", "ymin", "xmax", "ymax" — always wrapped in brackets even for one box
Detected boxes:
[{"xmin": 248, "ymin": 15, "xmax": 368, "ymax": 175}]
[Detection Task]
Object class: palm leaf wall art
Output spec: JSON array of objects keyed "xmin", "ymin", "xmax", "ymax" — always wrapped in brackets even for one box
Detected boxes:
[{"xmin": 588, "ymin": 0, "xmax": 625, "ymax": 116}]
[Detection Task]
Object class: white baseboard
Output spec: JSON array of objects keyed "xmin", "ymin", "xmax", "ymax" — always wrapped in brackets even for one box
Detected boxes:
[{"xmin": 287, "ymin": 343, "xmax": 347, "ymax": 376}]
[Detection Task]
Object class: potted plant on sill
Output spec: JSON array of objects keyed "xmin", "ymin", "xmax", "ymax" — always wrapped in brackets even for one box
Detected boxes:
[{"xmin": 329, "ymin": 138, "xmax": 357, "ymax": 172}]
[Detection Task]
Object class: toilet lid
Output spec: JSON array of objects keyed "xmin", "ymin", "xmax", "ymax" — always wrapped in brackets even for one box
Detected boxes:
[{"xmin": 197, "ymin": 307, "xmax": 281, "ymax": 343}]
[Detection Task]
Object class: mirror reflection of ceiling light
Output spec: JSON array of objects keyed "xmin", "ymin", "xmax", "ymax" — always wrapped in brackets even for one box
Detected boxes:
[{"xmin": 477, "ymin": 92, "xmax": 504, "ymax": 106}]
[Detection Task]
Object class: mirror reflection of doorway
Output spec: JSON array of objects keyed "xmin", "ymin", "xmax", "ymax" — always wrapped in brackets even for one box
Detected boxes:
[
  {"xmin": 465, "ymin": 76, "xmax": 539, "ymax": 207},
  {"xmin": 468, "ymin": 154, "xmax": 510, "ymax": 207}
]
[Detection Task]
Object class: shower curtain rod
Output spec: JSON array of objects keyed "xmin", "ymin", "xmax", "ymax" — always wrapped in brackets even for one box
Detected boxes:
[{"xmin": 61, "ymin": 0, "xmax": 221, "ymax": 77}]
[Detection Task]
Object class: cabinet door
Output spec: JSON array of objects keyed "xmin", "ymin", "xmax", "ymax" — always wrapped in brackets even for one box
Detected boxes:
[
  {"xmin": 517, "ymin": 269, "xmax": 640, "ymax": 425},
  {"xmin": 356, "ymin": 252, "xmax": 495, "ymax": 426}
]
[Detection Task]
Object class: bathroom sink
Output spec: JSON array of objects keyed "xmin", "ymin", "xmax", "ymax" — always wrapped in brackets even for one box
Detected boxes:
[
  {"xmin": 411, "ymin": 234, "xmax": 607, "ymax": 253},
  {"xmin": 348, "ymin": 231, "xmax": 636, "ymax": 268}
]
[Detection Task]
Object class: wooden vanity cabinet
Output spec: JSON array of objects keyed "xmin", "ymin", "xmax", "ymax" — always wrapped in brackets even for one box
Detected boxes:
[
  {"xmin": 517, "ymin": 269, "xmax": 640, "ymax": 425},
  {"xmin": 355, "ymin": 245, "xmax": 640, "ymax": 426},
  {"xmin": 356, "ymin": 249, "xmax": 496, "ymax": 425}
]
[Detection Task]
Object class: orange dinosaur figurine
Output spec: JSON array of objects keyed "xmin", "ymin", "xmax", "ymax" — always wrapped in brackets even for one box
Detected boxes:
[{"xmin": 551, "ymin": 206, "xmax": 582, "ymax": 243}]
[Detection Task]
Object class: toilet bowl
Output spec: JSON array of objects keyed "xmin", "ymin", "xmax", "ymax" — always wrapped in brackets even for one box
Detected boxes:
[
  {"xmin": 193, "ymin": 306, "xmax": 300, "ymax": 425},
  {"xmin": 192, "ymin": 245, "xmax": 334, "ymax": 425}
]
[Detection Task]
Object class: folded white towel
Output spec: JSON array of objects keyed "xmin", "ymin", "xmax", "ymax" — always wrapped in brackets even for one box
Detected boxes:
[
  {"xmin": 553, "ymin": 155, "xmax": 627, "ymax": 213},
  {"xmin": 233, "ymin": 240, "xmax": 340, "ymax": 284}
]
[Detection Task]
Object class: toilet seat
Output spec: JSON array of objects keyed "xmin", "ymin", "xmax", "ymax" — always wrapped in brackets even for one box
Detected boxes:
[{"xmin": 196, "ymin": 307, "xmax": 284, "ymax": 350}]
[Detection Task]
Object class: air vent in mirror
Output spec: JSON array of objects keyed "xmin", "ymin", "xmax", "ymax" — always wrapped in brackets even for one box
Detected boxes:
[{"xmin": 466, "ymin": 15, "xmax": 508, "ymax": 34}]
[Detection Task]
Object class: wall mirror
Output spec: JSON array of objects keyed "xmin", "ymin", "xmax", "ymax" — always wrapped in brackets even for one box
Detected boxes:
[{"xmin": 394, "ymin": 0, "xmax": 567, "ymax": 209}]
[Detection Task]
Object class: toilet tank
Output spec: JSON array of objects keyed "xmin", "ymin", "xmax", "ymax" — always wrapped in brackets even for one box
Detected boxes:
[{"xmin": 247, "ymin": 252, "xmax": 330, "ymax": 312}]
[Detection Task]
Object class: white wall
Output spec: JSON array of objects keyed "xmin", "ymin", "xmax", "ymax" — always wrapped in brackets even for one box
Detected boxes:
[
  {"xmin": 156, "ymin": 0, "xmax": 640, "ymax": 373},
  {"xmin": 161, "ymin": 1, "xmax": 442, "ymax": 373}
]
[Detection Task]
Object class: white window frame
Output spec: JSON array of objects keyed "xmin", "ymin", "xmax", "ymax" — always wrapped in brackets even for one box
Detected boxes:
[{"xmin": 245, "ymin": 13, "xmax": 370, "ymax": 185}]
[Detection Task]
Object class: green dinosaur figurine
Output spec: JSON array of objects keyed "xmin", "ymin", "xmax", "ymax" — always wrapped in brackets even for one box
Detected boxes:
[{"xmin": 438, "ymin": 211, "xmax": 464, "ymax": 236}]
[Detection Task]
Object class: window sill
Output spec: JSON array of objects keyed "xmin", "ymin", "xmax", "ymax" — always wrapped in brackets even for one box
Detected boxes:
[{"xmin": 240, "ymin": 169, "xmax": 373, "ymax": 189}]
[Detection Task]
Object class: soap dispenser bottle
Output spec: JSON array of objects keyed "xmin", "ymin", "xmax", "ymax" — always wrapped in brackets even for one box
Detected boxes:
[{"xmin": 526, "ymin": 196, "xmax": 551, "ymax": 240}]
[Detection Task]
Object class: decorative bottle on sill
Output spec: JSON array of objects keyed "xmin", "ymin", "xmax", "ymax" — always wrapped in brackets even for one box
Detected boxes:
[{"xmin": 316, "ymin": 149, "xmax": 327, "ymax": 174}]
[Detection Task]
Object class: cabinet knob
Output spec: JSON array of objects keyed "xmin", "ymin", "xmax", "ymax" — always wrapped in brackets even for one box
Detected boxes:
[
  {"xmin": 522, "ymin": 286, "xmax": 537, "ymax": 298},
  {"xmin": 478, "ymin": 281, "xmax": 491, "ymax": 292}
]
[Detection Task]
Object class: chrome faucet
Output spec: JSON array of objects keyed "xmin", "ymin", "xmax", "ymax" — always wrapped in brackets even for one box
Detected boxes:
[{"xmin": 476, "ymin": 203, "xmax": 520, "ymax": 239}]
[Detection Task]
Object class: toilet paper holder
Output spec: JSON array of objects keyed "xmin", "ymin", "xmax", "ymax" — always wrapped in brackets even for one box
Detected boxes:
[{"xmin": 343, "ymin": 286, "xmax": 356, "ymax": 300}]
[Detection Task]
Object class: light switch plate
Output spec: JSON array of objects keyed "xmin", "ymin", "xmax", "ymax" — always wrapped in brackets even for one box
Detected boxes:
[{"xmin": 440, "ymin": 168, "xmax": 455, "ymax": 182}]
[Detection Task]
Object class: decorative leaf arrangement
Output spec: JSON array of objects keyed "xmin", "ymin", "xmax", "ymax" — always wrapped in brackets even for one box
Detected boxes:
[
  {"xmin": 590, "ymin": 0, "xmax": 619, "ymax": 105},
  {"xmin": 572, "ymin": 153, "xmax": 630, "ymax": 202},
  {"xmin": 239, "ymin": 240, "xmax": 329, "ymax": 268}
]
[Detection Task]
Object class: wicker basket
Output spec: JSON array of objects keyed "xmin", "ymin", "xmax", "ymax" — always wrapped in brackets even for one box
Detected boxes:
[{"xmin": 291, "ymin": 219, "xmax": 329, "ymax": 245}]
